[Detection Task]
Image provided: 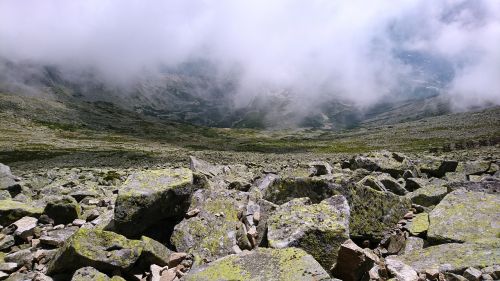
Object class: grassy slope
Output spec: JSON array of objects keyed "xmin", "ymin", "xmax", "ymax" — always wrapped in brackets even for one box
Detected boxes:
[{"xmin": 0, "ymin": 92, "xmax": 499, "ymax": 171}]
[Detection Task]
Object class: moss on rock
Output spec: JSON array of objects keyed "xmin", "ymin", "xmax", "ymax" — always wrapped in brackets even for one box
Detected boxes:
[
  {"xmin": 0, "ymin": 199, "xmax": 43, "ymax": 226},
  {"xmin": 184, "ymin": 247, "xmax": 332, "ymax": 281}
]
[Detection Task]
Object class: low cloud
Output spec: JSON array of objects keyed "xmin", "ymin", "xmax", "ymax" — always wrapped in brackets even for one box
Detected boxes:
[{"xmin": 0, "ymin": 0, "xmax": 499, "ymax": 110}]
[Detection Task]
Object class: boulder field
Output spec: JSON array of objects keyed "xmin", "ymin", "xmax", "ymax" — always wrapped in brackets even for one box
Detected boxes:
[{"xmin": 0, "ymin": 151, "xmax": 498, "ymax": 280}]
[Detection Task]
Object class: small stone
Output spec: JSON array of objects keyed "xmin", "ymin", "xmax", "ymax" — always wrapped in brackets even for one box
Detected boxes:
[
  {"xmin": 0, "ymin": 262, "xmax": 19, "ymax": 272},
  {"xmin": 386, "ymin": 234, "xmax": 406, "ymax": 255},
  {"xmin": 402, "ymin": 237, "xmax": 424, "ymax": 255},
  {"xmin": 331, "ymin": 239, "xmax": 377, "ymax": 281},
  {"xmin": 160, "ymin": 268, "xmax": 177, "ymax": 281},
  {"xmin": 11, "ymin": 216, "xmax": 38, "ymax": 240},
  {"xmin": 150, "ymin": 264, "xmax": 162, "ymax": 281},
  {"xmin": 232, "ymin": 245, "xmax": 242, "ymax": 254},
  {"xmin": 403, "ymin": 211, "xmax": 414, "ymax": 219},
  {"xmin": 72, "ymin": 219, "xmax": 86, "ymax": 226},
  {"xmin": 481, "ymin": 274, "xmax": 494, "ymax": 280},
  {"xmin": 86, "ymin": 209, "xmax": 100, "ymax": 221},
  {"xmin": 185, "ymin": 208, "xmax": 199, "ymax": 218},
  {"xmin": 385, "ymin": 258, "xmax": 419, "ymax": 281},
  {"xmin": 0, "ymin": 271, "xmax": 8, "ymax": 279},
  {"xmin": 168, "ymin": 253, "xmax": 187, "ymax": 268},
  {"xmin": 425, "ymin": 266, "xmax": 440, "ymax": 280},
  {"xmin": 0, "ymin": 235, "xmax": 14, "ymax": 251},
  {"xmin": 463, "ymin": 267, "xmax": 482, "ymax": 281}
]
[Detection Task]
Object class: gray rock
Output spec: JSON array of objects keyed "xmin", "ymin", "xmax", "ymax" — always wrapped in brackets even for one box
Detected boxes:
[
  {"xmin": 170, "ymin": 189, "xmax": 248, "ymax": 263},
  {"xmin": 40, "ymin": 226, "xmax": 79, "ymax": 247},
  {"xmin": 47, "ymin": 228, "xmax": 143, "ymax": 275},
  {"xmin": 331, "ymin": 239, "xmax": 378, "ymax": 281},
  {"xmin": 0, "ymin": 200, "xmax": 43, "ymax": 226},
  {"xmin": 385, "ymin": 258, "xmax": 419, "ymax": 281},
  {"xmin": 0, "ymin": 164, "xmax": 20, "ymax": 196},
  {"xmin": 114, "ymin": 168, "xmax": 199, "ymax": 238},
  {"xmin": 349, "ymin": 185, "xmax": 411, "ymax": 241},
  {"xmin": 183, "ymin": 247, "xmax": 332, "ymax": 281},
  {"xmin": 70, "ymin": 266, "xmax": 125, "ymax": 281},
  {"xmin": 402, "ymin": 237, "xmax": 424, "ymax": 255},
  {"xmin": 11, "ymin": 216, "xmax": 37, "ymax": 240},
  {"xmin": 445, "ymin": 178, "xmax": 500, "ymax": 194},
  {"xmin": 463, "ymin": 267, "xmax": 482, "ymax": 281},
  {"xmin": 4, "ymin": 249, "xmax": 33, "ymax": 269},
  {"xmin": 405, "ymin": 178, "xmax": 447, "ymax": 207},
  {"xmin": 427, "ymin": 190, "xmax": 499, "ymax": 243},
  {"xmin": 456, "ymin": 160, "xmax": 491, "ymax": 176},
  {"xmin": 262, "ymin": 176, "xmax": 349, "ymax": 205},
  {"xmin": 267, "ymin": 196, "xmax": 350, "ymax": 269},
  {"xmin": 0, "ymin": 235, "xmax": 14, "ymax": 251},
  {"xmin": 418, "ymin": 157, "xmax": 458, "ymax": 177},
  {"xmin": 0, "ymin": 263, "xmax": 18, "ymax": 273},
  {"xmin": 44, "ymin": 196, "xmax": 81, "ymax": 225},
  {"xmin": 350, "ymin": 151, "xmax": 416, "ymax": 178},
  {"xmin": 388, "ymin": 241, "xmax": 500, "ymax": 273},
  {"xmin": 138, "ymin": 235, "xmax": 172, "ymax": 268}
]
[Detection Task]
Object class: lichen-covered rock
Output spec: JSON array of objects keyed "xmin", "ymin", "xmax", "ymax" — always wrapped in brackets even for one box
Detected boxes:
[
  {"xmin": 445, "ymin": 179, "xmax": 500, "ymax": 194},
  {"xmin": 47, "ymin": 228, "xmax": 143, "ymax": 275},
  {"xmin": 267, "ymin": 196, "xmax": 349, "ymax": 270},
  {"xmin": 427, "ymin": 190, "xmax": 500, "ymax": 243},
  {"xmin": 44, "ymin": 195, "xmax": 82, "ymax": 225},
  {"xmin": 183, "ymin": 247, "xmax": 332, "ymax": 281},
  {"xmin": 138, "ymin": 236, "xmax": 172, "ymax": 268},
  {"xmin": 456, "ymin": 160, "xmax": 491, "ymax": 176},
  {"xmin": 114, "ymin": 168, "xmax": 198, "ymax": 237},
  {"xmin": 359, "ymin": 173, "xmax": 407, "ymax": 195},
  {"xmin": 349, "ymin": 185, "xmax": 411, "ymax": 241},
  {"xmin": 170, "ymin": 189, "xmax": 248, "ymax": 263},
  {"xmin": 71, "ymin": 266, "xmax": 125, "ymax": 281},
  {"xmin": 387, "ymin": 240, "xmax": 500, "ymax": 273},
  {"xmin": 0, "ymin": 200, "xmax": 43, "ymax": 226},
  {"xmin": 418, "ymin": 157, "xmax": 458, "ymax": 177},
  {"xmin": 385, "ymin": 258, "xmax": 419, "ymax": 281},
  {"xmin": 405, "ymin": 179, "xmax": 448, "ymax": 207},
  {"xmin": 350, "ymin": 151, "xmax": 415, "ymax": 178},
  {"xmin": 262, "ymin": 176, "xmax": 350, "ymax": 205},
  {"xmin": 408, "ymin": 212, "xmax": 429, "ymax": 236}
]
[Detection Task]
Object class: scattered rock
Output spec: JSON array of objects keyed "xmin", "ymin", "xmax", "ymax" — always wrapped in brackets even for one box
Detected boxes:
[
  {"xmin": 402, "ymin": 237, "xmax": 424, "ymax": 255},
  {"xmin": 267, "ymin": 195, "xmax": 350, "ymax": 269},
  {"xmin": 0, "ymin": 200, "xmax": 43, "ymax": 226},
  {"xmin": 183, "ymin": 247, "xmax": 332, "ymax": 281},
  {"xmin": 114, "ymin": 168, "xmax": 198, "ymax": 238},
  {"xmin": 71, "ymin": 266, "xmax": 126, "ymax": 281},
  {"xmin": 385, "ymin": 258, "xmax": 419, "ymax": 281},
  {"xmin": 40, "ymin": 226, "xmax": 79, "ymax": 247},
  {"xmin": 418, "ymin": 158, "xmax": 458, "ymax": 177},
  {"xmin": 463, "ymin": 267, "xmax": 482, "ymax": 281},
  {"xmin": 47, "ymin": 228, "xmax": 143, "ymax": 275},
  {"xmin": 349, "ymin": 185, "xmax": 411, "ymax": 241},
  {"xmin": 405, "ymin": 178, "xmax": 448, "ymax": 207},
  {"xmin": 44, "ymin": 196, "xmax": 82, "ymax": 225},
  {"xmin": 407, "ymin": 212, "xmax": 429, "ymax": 236},
  {"xmin": 427, "ymin": 189, "xmax": 499, "ymax": 243},
  {"xmin": 10, "ymin": 216, "xmax": 37, "ymax": 240}
]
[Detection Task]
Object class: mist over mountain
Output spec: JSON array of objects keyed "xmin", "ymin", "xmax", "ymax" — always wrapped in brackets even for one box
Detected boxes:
[{"xmin": 1, "ymin": 0, "xmax": 499, "ymax": 128}]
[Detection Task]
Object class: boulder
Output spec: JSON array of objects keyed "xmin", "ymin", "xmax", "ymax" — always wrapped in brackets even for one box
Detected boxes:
[
  {"xmin": 267, "ymin": 196, "xmax": 350, "ymax": 269},
  {"xmin": 40, "ymin": 226, "xmax": 79, "ymax": 247},
  {"xmin": 385, "ymin": 258, "xmax": 419, "ymax": 281},
  {"xmin": 10, "ymin": 216, "xmax": 38, "ymax": 240},
  {"xmin": 331, "ymin": 239, "xmax": 378, "ymax": 281},
  {"xmin": 47, "ymin": 228, "xmax": 143, "ymax": 275},
  {"xmin": 402, "ymin": 237, "xmax": 424, "ymax": 255},
  {"xmin": 0, "ymin": 200, "xmax": 43, "ymax": 226},
  {"xmin": 350, "ymin": 151, "xmax": 415, "ymax": 178},
  {"xmin": 456, "ymin": 161, "xmax": 491, "ymax": 176},
  {"xmin": 114, "ymin": 168, "xmax": 199, "ymax": 238},
  {"xmin": 427, "ymin": 190, "xmax": 500, "ymax": 243},
  {"xmin": 44, "ymin": 196, "xmax": 82, "ymax": 225},
  {"xmin": 183, "ymin": 247, "xmax": 332, "ymax": 281},
  {"xmin": 359, "ymin": 173, "xmax": 407, "ymax": 195},
  {"xmin": 445, "ymin": 179, "xmax": 500, "ymax": 194},
  {"xmin": 71, "ymin": 266, "xmax": 125, "ymax": 281},
  {"xmin": 405, "ymin": 178, "xmax": 447, "ymax": 207},
  {"xmin": 349, "ymin": 185, "xmax": 411, "ymax": 241},
  {"xmin": 388, "ymin": 241, "xmax": 500, "ymax": 273},
  {"xmin": 138, "ymin": 235, "xmax": 172, "ymax": 268},
  {"xmin": 170, "ymin": 189, "xmax": 248, "ymax": 263},
  {"xmin": 262, "ymin": 176, "xmax": 349, "ymax": 205},
  {"xmin": 418, "ymin": 158, "xmax": 458, "ymax": 177},
  {"xmin": 0, "ymin": 163, "xmax": 20, "ymax": 195},
  {"xmin": 407, "ymin": 212, "xmax": 429, "ymax": 236}
]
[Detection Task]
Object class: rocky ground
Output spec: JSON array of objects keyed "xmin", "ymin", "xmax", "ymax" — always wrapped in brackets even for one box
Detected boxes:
[{"xmin": 0, "ymin": 150, "xmax": 499, "ymax": 281}]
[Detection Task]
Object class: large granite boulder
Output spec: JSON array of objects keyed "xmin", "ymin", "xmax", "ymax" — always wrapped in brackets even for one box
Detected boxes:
[
  {"xmin": 114, "ymin": 168, "xmax": 200, "ymax": 237},
  {"xmin": 0, "ymin": 163, "xmax": 20, "ymax": 195},
  {"xmin": 0, "ymin": 200, "xmax": 43, "ymax": 226},
  {"xmin": 427, "ymin": 190, "xmax": 500, "ymax": 243},
  {"xmin": 183, "ymin": 247, "xmax": 332, "ymax": 281},
  {"xmin": 418, "ymin": 157, "xmax": 458, "ymax": 177},
  {"xmin": 405, "ymin": 178, "xmax": 448, "ymax": 207},
  {"xmin": 267, "ymin": 195, "xmax": 350, "ymax": 269},
  {"xmin": 261, "ymin": 176, "xmax": 350, "ymax": 205},
  {"xmin": 350, "ymin": 151, "xmax": 416, "ymax": 178},
  {"xmin": 349, "ymin": 185, "xmax": 411, "ymax": 241},
  {"xmin": 358, "ymin": 173, "xmax": 408, "ymax": 195},
  {"xmin": 44, "ymin": 195, "xmax": 82, "ymax": 225},
  {"xmin": 170, "ymin": 189, "xmax": 249, "ymax": 263},
  {"xmin": 331, "ymin": 239, "xmax": 378, "ymax": 281},
  {"xmin": 456, "ymin": 160, "xmax": 491, "ymax": 176},
  {"xmin": 47, "ymin": 228, "xmax": 143, "ymax": 275},
  {"xmin": 387, "ymin": 240, "xmax": 500, "ymax": 273}
]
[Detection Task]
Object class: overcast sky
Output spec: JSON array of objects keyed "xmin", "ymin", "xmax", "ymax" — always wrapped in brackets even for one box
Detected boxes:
[{"xmin": 0, "ymin": 0, "xmax": 499, "ymax": 109}]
